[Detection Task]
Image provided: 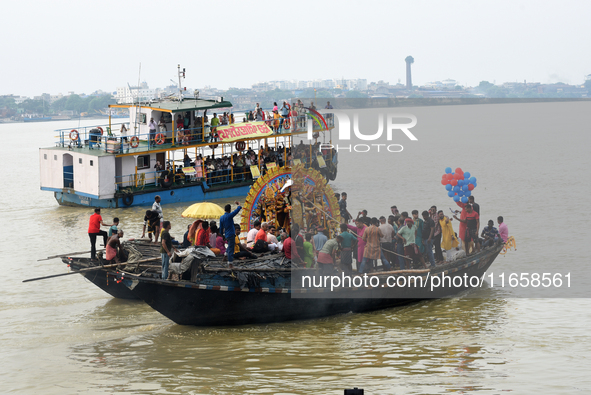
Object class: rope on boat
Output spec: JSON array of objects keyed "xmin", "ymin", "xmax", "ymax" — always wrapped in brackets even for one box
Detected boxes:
[{"xmin": 499, "ymin": 236, "xmax": 516, "ymax": 255}]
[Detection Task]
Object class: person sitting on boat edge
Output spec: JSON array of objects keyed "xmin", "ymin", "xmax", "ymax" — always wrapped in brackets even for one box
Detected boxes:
[
  {"xmin": 218, "ymin": 201, "xmax": 242, "ymax": 263},
  {"xmin": 232, "ymin": 224, "xmax": 257, "ymax": 260},
  {"xmin": 182, "ymin": 225, "xmax": 192, "ymax": 248},
  {"xmin": 246, "ymin": 220, "xmax": 261, "ymax": 249},
  {"xmin": 108, "ymin": 217, "xmax": 119, "ymax": 237},
  {"xmin": 481, "ymin": 220, "xmax": 499, "ymax": 248},
  {"xmin": 195, "ymin": 221, "xmax": 221, "ymax": 255},
  {"xmin": 106, "ymin": 230, "xmax": 124, "ymax": 263},
  {"xmin": 88, "ymin": 208, "xmax": 113, "ymax": 260},
  {"xmin": 161, "ymin": 221, "xmax": 178, "ymax": 280}
]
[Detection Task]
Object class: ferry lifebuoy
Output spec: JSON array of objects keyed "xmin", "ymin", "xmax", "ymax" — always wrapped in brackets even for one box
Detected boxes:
[
  {"xmin": 283, "ymin": 118, "xmax": 291, "ymax": 130},
  {"xmin": 122, "ymin": 193, "xmax": 134, "ymax": 206},
  {"xmin": 130, "ymin": 136, "xmax": 140, "ymax": 148},
  {"xmin": 97, "ymin": 127, "xmax": 104, "ymax": 135},
  {"xmin": 235, "ymin": 141, "xmax": 246, "ymax": 151},
  {"xmin": 159, "ymin": 170, "xmax": 173, "ymax": 188},
  {"xmin": 155, "ymin": 133, "xmax": 165, "ymax": 145},
  {"xmin": 69, "ymin": 130, "xmax": 79, "ymax": 140}
]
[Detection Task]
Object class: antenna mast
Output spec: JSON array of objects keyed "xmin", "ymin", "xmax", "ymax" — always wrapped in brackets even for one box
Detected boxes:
[{"xmin": 177, "ymin": 64, "xmax": 186, "ymax": 101}]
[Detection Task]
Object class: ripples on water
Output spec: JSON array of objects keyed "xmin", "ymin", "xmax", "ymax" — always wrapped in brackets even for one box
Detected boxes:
[{"xmin": 2, "ymin": 104, "xmax": 591, "ymax": 394}]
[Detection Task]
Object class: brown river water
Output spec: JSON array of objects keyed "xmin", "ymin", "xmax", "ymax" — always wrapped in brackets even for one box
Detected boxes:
[{"xmin": 1, "ymin": 102, "xmax": 590, "ymax": 394}]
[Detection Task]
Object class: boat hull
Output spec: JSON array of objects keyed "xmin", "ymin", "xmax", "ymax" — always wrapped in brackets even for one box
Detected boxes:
[
  {"xmin": 53, "ymin": 181, "xmax": 253, "ymax": 208},
  {"xmin": 65, "ymin": 258, "xmax": 139, "ymax": 299},
  {"xmin": 115, "ymin": 244, "xmax": 503, "ymax": 326}
]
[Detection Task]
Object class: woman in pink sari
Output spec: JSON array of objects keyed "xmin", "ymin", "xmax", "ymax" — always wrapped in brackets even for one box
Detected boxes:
[{"xmin": 347, "ymin": 219, "xmax": 367, "ymax": 272}]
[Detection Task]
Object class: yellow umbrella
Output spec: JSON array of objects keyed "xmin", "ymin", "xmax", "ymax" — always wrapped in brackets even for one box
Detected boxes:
[{"xmin": 181, "ymin": 202, "xmax": 225, "ymax": 219}]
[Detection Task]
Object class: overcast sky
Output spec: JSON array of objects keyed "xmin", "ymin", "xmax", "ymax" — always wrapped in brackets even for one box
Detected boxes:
[{"xmin": 2, "ymin": 0, "xmax": 589, "ymax": 97}]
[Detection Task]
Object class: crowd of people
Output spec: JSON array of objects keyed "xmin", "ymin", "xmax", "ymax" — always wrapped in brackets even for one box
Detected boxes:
[
  {"xmin": 288, "ymin": 193, "xmax": 509, "ymax": 275},
  {"xmin": 87, "ymin": 196, "xmax": 295, "ymax": 280}
]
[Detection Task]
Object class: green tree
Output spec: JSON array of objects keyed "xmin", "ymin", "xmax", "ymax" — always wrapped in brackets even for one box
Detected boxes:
[{"xmin": 345, "ymin": 90, "xmax": 369, "ymax": 98}]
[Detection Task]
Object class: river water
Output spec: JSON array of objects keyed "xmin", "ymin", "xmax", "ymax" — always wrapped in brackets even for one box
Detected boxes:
[{"xmin": 1, "ymin": 102, "xmax": 590, "ymax": 394}]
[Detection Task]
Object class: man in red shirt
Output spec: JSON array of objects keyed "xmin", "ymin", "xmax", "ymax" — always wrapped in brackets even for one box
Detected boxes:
[
  {"xmin": 88, "ymin": 208, "xmax": 112, "ymax": 260},
  {"xmin": 255, "ymin": 222, "xmax": 269, "ymax": 243},
  {"xmin": 453, "ymin": 204, "xmax": 480, "ymax": 255}
]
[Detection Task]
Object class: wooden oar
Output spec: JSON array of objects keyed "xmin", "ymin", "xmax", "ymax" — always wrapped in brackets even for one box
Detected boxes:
[
  {"xmin": 23, "ymin": 257, "xmax": 162, "ymax": 283},
  {"xmin": 38, "ymin": 249, "xmax": 104, "ymax": 261}
]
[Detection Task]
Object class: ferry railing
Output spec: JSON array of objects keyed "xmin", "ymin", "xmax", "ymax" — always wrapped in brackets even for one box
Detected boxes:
[{"xmin": 53, "ymin": 113, "xmax": 334, "ymax": 155}]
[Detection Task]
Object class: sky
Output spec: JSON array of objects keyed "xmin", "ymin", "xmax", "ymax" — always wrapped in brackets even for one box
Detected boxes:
[{"xmin": 2, "ymin": 0, "xmax": 590, "ymax": 97}]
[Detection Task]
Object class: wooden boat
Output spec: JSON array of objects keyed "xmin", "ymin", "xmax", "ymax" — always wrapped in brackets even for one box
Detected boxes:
[
  {"xmin": 60, "ymin": 240, "xmax": 163, "ymax": 299},
  {"xmin": 108, "ymin": 243, "xmax": 504, "ymax": 326}
]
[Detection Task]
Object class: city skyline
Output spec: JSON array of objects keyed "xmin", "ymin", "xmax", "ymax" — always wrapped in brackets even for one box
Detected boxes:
[{"xmin": 1, "ymin": 0, "xmax": 590, "ymax": 97}]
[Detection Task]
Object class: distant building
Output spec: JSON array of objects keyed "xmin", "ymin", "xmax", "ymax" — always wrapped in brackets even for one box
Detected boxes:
[{"xmin": 115, "ymin": 82, "xmax": 155, "ymax": 103}]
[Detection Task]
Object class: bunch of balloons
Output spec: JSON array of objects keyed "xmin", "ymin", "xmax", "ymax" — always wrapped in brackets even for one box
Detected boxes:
[{"xmin": 441, "ymin": 167, "xmax": 477, "ymax": 204}]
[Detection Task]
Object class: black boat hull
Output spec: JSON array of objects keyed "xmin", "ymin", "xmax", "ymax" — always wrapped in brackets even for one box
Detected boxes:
[
  {"xmin": 115, "ymin": 245, "xmax": 503, "ymax": 326},
  {"xmin": 64, "ymin": 258, "xmax": 139, "ymax": 299}
]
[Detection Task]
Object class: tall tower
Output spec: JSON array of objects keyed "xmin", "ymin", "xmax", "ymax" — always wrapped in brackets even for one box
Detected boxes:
[{"xmin": 405, "ymin": 56, "xmax": 414, "ymax": 90}]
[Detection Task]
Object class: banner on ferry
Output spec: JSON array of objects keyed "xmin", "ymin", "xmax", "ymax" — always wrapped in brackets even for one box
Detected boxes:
[{"xmin": 216, "ymin": 121, "xmax": 273, "ymax": 143}]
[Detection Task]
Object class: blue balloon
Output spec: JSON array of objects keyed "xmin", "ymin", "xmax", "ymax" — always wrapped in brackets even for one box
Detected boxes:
[
  {"xmin": 445, "ymin": 184, "xmax": 452, "ymax": 191},
  {"xmin": 448, "ymin": 191, "xmax": 454, "ymax": 197},
  {"xmin": 464, "ymin": 172, "xmax": 471, "ymax": 179},
  {"xmin": 469, "ymin": 177, "xmax": 476, "ymax": 184},
  {"xmin": 458, "ymin": 179, "xmax": 464, "ymax": 186},
  {"xmin": 457, "ymin": 190, "xmax": 464, "ymax": 197},
  {"xmin": 462, "ymin": 185, "xmax": 469, "ymax": 191},
  {"xmin": 461, "ymin": 196, "xmax": 468, "ymax": 203},
  {"xmin": 445, "ymin": 167, "xmax": 452, "ymax": 174},
  {"xmin": 465, "ymin": 190, "xmax": 472, "ymax": 197},
  {"xmin": 453, "ymin": 186, "xmax": 460, "ymax": 192},
  {"xmin": 453, "ymin": 195, "xmax": 460, "ymax": 202},
  {"xmin": 473, "ymin": 182, "xmax": 477, "ymax": 188}
]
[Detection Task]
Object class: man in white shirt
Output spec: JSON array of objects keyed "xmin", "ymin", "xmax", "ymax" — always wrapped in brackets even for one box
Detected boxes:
[
  {"xmin": 378, "ymin": 215, "xmax": 395, "ymax": 264},
  {"xmin": 152, "ymin": 196, "xmax": 163, "ymax": 226},
  {"xmin": 148, "ymin": 118, "xmax": 157, "ymax": 146},
  {"xmin": 246, "ymin": 220, "xmax": 261, "ymax": 248}
]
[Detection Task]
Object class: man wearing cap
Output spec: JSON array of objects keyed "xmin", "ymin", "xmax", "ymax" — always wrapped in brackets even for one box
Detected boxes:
[{"xmin": 396, "ymin": 218, "xmax": 427, "ymax": 269}]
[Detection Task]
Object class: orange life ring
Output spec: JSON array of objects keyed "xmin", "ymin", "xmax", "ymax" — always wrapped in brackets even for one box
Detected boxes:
[
  {"xmin": 69, "ymin": 130, "xmax": 79, "ymax": 140},
  {"xmin": 283, "ymin": 118, "xmax": 291, "ymax": 130},
  {"xmin": 130, "ymin": 136, "xmax": 140, "ymax": 148},
  {"xmin": 235, "ymin": 141, "xmax": 246, "ymax": 151},
  {"xmin": 97, "ymin": 126, "xmax": 104, "ymax": 135},
  {"xmin": 155, "ymin": 133, "xmax": 165, "ymax": 145}
]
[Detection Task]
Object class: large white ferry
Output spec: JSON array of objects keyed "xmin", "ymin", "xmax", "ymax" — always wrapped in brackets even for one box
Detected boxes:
[{"xmin": 39, "ymin": 91, "xmax": 336, "ymax": 208}]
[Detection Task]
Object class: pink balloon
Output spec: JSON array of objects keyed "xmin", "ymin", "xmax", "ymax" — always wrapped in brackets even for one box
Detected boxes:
[
  {"xmin": 468, "ymin": 184, "xmax": 475, "ymax": 191},
  {"xmin": 451, "ymin": 179, "xmax": 458, "ymax": 186}
]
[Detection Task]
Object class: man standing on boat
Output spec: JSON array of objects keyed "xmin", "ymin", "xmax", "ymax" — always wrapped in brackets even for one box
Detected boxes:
[
  {"xmin": 160, "ymin": 221, "xmax": 177, "ymax": 280},
  {"xmin": 153, "ymin": 195, "xmax": 163, "ymax": 219},
  {"xmin": 88, "ymin": 208, "xmax": 113, "ymax": 260},
  {"xmin": 219, "ymin": 201, "xmax": 242, "ymax": 264},
  {"xmin": 148, "ymin": 117, "xmax": 157, "ymax": 147}
]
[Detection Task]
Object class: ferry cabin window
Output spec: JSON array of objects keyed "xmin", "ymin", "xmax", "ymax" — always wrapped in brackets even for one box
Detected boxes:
[
  {"xmin": 90, "ymin": 160, "xmax": 94, "ymax": 166},
  {"xmin": 44, "ymin": 154, "xmax": 47, "ymax": 160},
  {"xmin": 139, "ymin": 113, "xmax": 147, "ymax": 124},
  {"xmin": 79, "ymin": 158, "xmax": 83, "ymax": 164},
  {"xmin": 54, "ymin": 155, "xmax": 57, "ymax": 160},
  {"xmin": 137, "ymin": 155, "xmax": 150, "ymax": 170}
]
